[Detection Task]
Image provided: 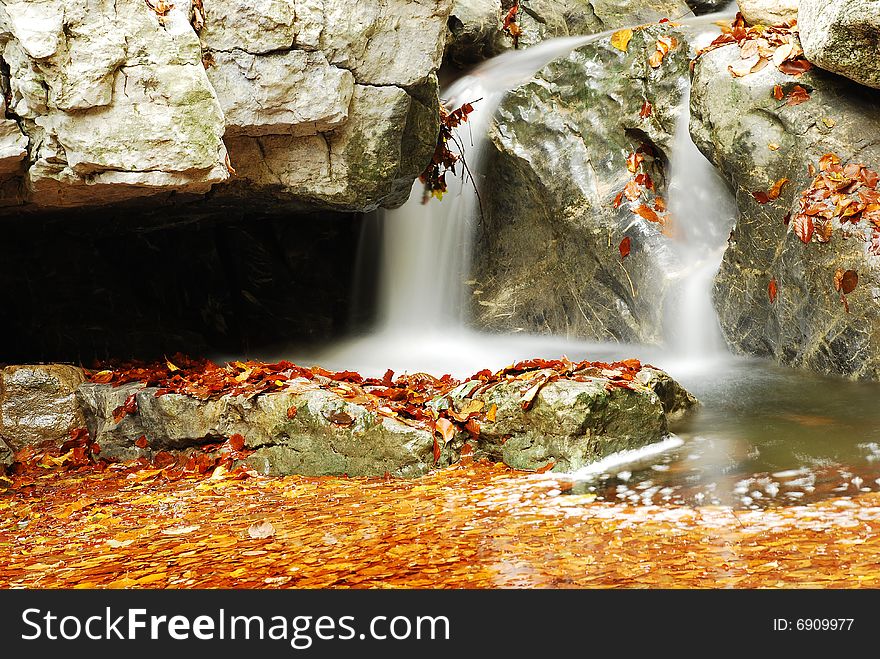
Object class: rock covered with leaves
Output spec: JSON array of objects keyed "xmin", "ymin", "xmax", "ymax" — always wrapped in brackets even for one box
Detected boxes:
[
  {"xmin": 10, "ymin": 355, "xmax": 699, "ymax": 477},
  {"xmin": 472, "ymin": 23, "xmax": 694, "ymax": 344},
  {"xmin": 798, "ymin": 0, "xmax": 880, "ymax": 91},
  {"xmin": 0, "ymin": 0, "xmax": 451, "ymax": 215},
  {"xmin": 691, "ymin": 19, "xmax": 880, "ymax": 378}
]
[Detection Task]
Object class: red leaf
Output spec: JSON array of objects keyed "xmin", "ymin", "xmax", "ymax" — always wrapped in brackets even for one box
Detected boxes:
[
  {"xmin": 639, "ymin": 100, "xmax": 652, "ymax": 118},
  {"xmin": 229, "ymin": 434, "xmax": 245, "ymax": 451},
  {"xmin": 286, "ymin": 405, "xmax": 297, "ymax": 419},
  {"xmin": 778, "ymin": 58, "xmax": 813, "ymax": 75},
  {"xmin": 619, "ymin": 236, "xmax": 631, "ymax": 258},
  {"xmin": 613, "ymin": 191, "xmax": 624, "ymax": 208},
  {"xmin": 752, "ymin": 190, "xmax": 770, "ymax": 204},
  {"xmin": 135, "ymin": 435, "xmax": 149, "ymax": 449},
  {"xmin": 785, "ymin": 85, "xmax": 811, "ymax": 106},
  {"xmin": 772, "ymin": 85, "xmax": 784, "ymax": 101},
  {"xmin": 432, "ymin": 437, "xmax": 441, "ymax": 464},
  {"xmin": 840, "ymin": 269, "xmax": 858, "ymax": 294},
  {"xmin": 793, "ymin": 214, "xmax": 814, "ymax": 243},
  {"xmin": 768, "ymin": 278, "xmax": 778, "ymax": 303},
  {"xmin": 464, "ymin": 417, "xmax": 480, "ymax": 438}
]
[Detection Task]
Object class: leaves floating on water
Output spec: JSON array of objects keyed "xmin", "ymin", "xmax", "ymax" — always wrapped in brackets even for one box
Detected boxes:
[
  {"xmin": 247, "ymin": 520, "xmax": 276, "ymax": 540},
  {"xmin": 3, "ymin": 460, "xmax": 880, "ymax": 589}
]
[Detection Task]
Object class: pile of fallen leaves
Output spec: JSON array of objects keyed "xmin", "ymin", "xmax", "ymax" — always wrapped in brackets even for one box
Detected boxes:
[
  {"xmin": 419, "ymin": 101, "xmax": 478, "ymax": 202},
  {"xmin": 3, "ymin": 426, "xmax": 254, "ymax": 490},
  {"xmin": 84, "ymin": 355, "xmax": 649, "ymax": 467},
  {"xmin": 765, "ymin": 154, "xmax": 879, "ymax": 311},
  {"xmin": 695, "ymin": 13, "xmax": 812, "ymax": 78}
]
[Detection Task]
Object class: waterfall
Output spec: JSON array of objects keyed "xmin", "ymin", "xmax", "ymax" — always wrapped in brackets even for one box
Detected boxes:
[
  {"xmin": 312, "ymin": 9, "xmax": 737, "ymax": 377},
  {"xmin": 663, "ymin": 42, "xmax": 738, "ymax": 360}
]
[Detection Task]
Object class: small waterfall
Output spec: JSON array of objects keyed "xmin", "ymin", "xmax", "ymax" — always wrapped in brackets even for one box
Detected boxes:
[
  {"xmin": 663, "ymin": 43, "xmax": 738, "ymax": 360},
  {"xmin": 312, "ymin": 9, "xmax": 736, "ymax": 377}
]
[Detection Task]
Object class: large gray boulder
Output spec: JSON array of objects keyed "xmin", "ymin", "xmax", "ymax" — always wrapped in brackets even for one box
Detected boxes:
[
  {"xmin": 0, "ymin": 0, "xmax": 452, "ymax": 214},
  {"xmin": 0, "ymin": 364, "xmax": 86, "ymax": 450},
  {"xmin": 471, "ymin": 25, "xmax": 693, "ymax": 344},
  {"xmin": 799, "ymin": 0, "xmax": 880, "ymax": 91},
  {"xmin": 691, "ymin": 40, "xmax": 880, "ymax": 379}
]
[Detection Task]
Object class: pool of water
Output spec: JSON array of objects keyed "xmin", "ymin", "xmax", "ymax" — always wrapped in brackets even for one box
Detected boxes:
[
  {"xmin": 287, "ymin": 330, "xmax": 880, "ymax": 510},
  {"xmin": 578, "ymin": 356, "xmax": 880, "ymax": 509}
]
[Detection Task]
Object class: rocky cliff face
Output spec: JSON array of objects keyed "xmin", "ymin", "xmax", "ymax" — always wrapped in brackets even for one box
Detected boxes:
[{"xmin": 0, "ymin": 0, "xmax": 452, "ymax": 215}]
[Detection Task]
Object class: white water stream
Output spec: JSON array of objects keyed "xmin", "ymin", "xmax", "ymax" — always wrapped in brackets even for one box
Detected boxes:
[
  {"xmin": 297, "ymin": 5, "xmax": 880, "ymax": 508},
  {"xmin": 315, "ymin": 10, "xmax": 736, "ymax": 379}
]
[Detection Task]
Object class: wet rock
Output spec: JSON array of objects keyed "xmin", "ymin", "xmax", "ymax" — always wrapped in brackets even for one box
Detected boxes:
[
  {"xmin": 0, "ymin": 437, "xmax": 12, "ymax": 467},
  {"xmin": 799, "ymin": 0, "xmax": 880, "ymax": 91},
  {"xmin": 691, "ymin": 40, "xmax": 880, "ymax": 379},
  {"xmin": 0, "ymin": 0, "xmax": 229, "ymax": 208},
  {"xmin": 76, "ymin": 365, "xmax": 694, "ymax": 475},
  {"xmin": 0, "ymin": 94, "xmax": 27, "ymax": 175},
  {"xmin": 737, "ymin": 0, "xmax": 798, "ymax": 26},
  {"xmin": 686, "ymin": 0, "xmax": 734, "ymax": 14},
  {"xmin": 445, "ymin": 0, "xmax": 692, "ymax": 67},
  {"xmin": 473, "ymin": 25, "xmax": 692, "ymax": 344},
  {"xmin": 0, "ymin": 364, "xmax": 86, "ymax": 450},
  {"xmin": 636, "ymin": 367, "xmax": 699, "ymax": 421},
  {"xmin": 440, "ymin": 365, "xmax": 681, "ymax": 472},
  {"xmin": 78, "ymin": 380, "xmax": 457, "ymax": 477}
]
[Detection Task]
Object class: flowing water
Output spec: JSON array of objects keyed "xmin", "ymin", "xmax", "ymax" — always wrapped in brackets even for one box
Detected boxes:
[{"xmin": 302, "ymin": 7, "xmax": 880, "ymax": 510}]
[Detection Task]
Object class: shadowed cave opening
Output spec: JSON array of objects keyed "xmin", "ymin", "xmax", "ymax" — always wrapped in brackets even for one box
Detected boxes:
[{"xmin": 0, "ymin": 205, "xmax": 377, "ymax": 365}]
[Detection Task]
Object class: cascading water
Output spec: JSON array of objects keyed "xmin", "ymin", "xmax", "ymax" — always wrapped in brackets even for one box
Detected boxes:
[
  {"xmin": 300, "ymin": 4, "xmax": 880, "ymax": 508},
  {"xmin": 316, "ymin": 9, "xmax": 737, "ymax": 377}
]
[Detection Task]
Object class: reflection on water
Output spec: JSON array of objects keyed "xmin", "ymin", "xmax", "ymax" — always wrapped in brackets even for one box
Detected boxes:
[{"xmin": 570, "ymin": 357, "xmax": 880, "ymax": 509}]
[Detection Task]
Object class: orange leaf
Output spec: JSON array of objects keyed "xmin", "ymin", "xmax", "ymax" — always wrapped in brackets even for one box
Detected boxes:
[
  {"xmin": 635, "ymin": 204, "xmax": 661, "ymax": 223},
  {"xmin": 229, "ymin": 434, "xmax": 245, "ymax": 451},
  {"xmin": 435, "ymin": 417, "xmax": 456, "ymax": 444},
  {"xmin": 286, "ymin": 405, "xmax": 297, "ymax": 419},
  {"xmin": 793, "ymin": 214, "xmax": 814, "ymax": 244},
  {"xmin": 486, "ymin": 403, "xmax": 497, "ymax": 422},
  {"xmin": 786, "ymin": 85, "xmax": 810, "ymax": 106},
  {"xmin": 639, "ymin": 100, "xmax": 652, "ymax": 118},
  {"xmin": 619, "ymin": 236, "xmax": 632, "ymax": 258},
  {"xmin": 772, "ymin": 85, "xmax": 784, "ymax": 100},
  {"xmin": 768, "ymin": 177, "xmax": 789, "ymax": 200},
  {"xmin": 768, "ymin": 278, "xmax": 778, "ymax": 303},
  {"xmin": 135, "ymin": 435, "xmax": 148, "ymax": 449}
]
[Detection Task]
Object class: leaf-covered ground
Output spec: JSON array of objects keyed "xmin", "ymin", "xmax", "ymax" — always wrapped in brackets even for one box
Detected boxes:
[{"xmin": 2, "ymin": 459, "xmax": 879, "ymax": 588}]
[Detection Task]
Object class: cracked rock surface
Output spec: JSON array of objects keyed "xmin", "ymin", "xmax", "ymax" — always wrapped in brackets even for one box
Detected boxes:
[{"xmin": 0, "ymin": 0, "xmax": 452, "ymax": 214}]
